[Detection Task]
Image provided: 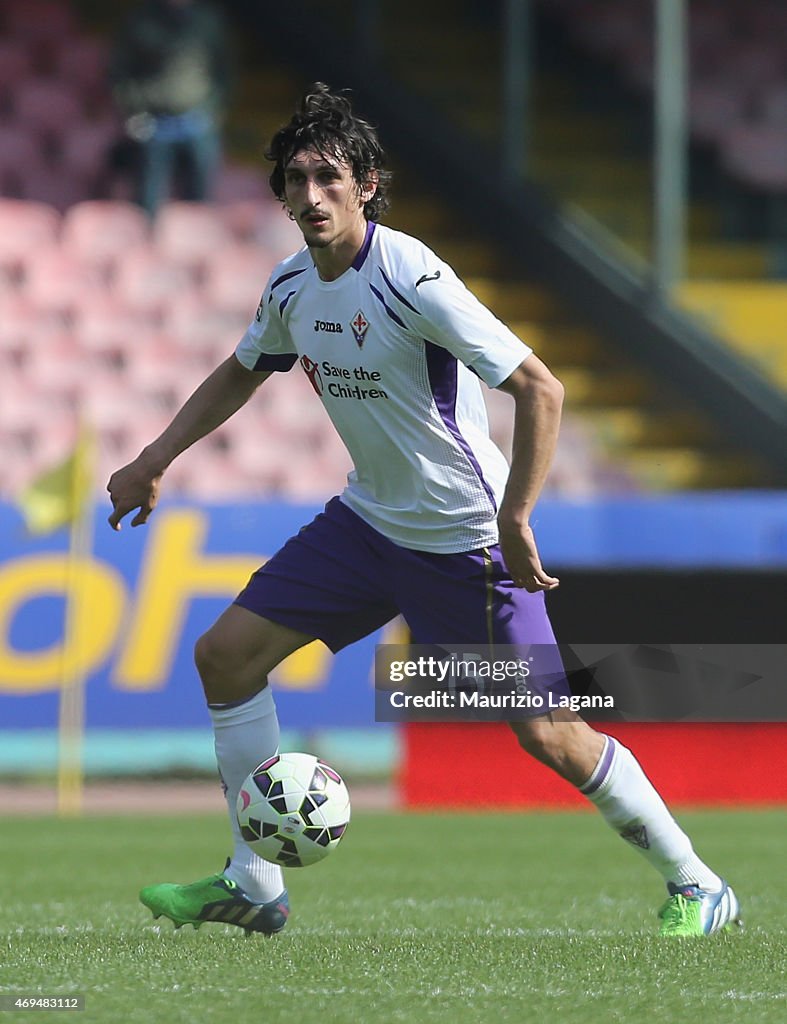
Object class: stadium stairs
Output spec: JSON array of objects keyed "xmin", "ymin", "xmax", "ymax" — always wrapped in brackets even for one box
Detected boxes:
[{"xmin": 228, "ymin": 0, "xmax": 786, "ymax": 491}]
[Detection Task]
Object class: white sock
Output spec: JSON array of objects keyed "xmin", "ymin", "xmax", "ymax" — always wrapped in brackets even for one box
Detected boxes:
[
  {"xmin": 208, "ymin": 686, "xmax": 285, "ymax": 903},
  {"xmin": 580, "ymin": 735, "xmax": 722, "ymax": 891}
]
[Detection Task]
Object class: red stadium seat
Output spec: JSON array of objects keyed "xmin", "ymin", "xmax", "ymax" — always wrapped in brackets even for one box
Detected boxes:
[
  {"xmin": 218, "ymin": 199, "xmax": 282, "ymax": 243},
  {"xmin": 0, "ymin": 126, "xmax": 44, "ymax": 191},
  {"xmin": 153, "ymin": 202, "xmax": 233, "ymax": 269},
  {"xmin": 20, "ymin": 244, "xmax": 109, "ymax": 316},
  {"xmin": 13, "ymin": 77, "xmax": 84, "ymax": 143},
  {"xmin": 59, "ymin": 121, "xmax": 122, "ymax": 184},
  {"xmin": 123, "ymin": 334, "xmax": 191, "ymax": 395},
  {"xmin": 17, "ymin": 165, "xmax": 89, "ymax": 212},
  {"xmin": 3, "ymin": 0, "xmax": 77, "ymax": 43},
  {"xmin": 0, "ymin": 200, "xmax": 60, "ymax": 260},
  {"xmin": 174, "ymin": 448, "xmax": 263, "ymax": 500},
  {"xmin": 53, "ymin": 36, "xmax": 110, "ymax": 96},
  {"xmin": 213, "ymin": 164, "xmax": 270, "ymax": 203},
  {"xmin": 0, "ymin": 295, "xmax": 63, "ymax": 358},
  {"xmin": 61, "ymin": 200, "xmax": 150, "ymax": 273},
  {"xmin": 0, "ymin": 42, "xmax": 34, "ymax": 96},
  {"xmin": 112, "ymin": 245, "xmax": 198, "ymax": 315},
  {"xmin": 22, "ymin": 332, "xmax": 84, "ymax": 396},
  {"xmin": 161, "ymin": 292, "xmax": 247, "ymax": 357},
  {"xmin": 202, "ymin": 245, "xmax": 276, "ymax": 313}
]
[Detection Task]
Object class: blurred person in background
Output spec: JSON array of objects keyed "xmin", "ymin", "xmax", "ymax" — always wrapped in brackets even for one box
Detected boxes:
[{"xmin": 109, "ymin": 0, "xmax": 233, "ymax": 217}]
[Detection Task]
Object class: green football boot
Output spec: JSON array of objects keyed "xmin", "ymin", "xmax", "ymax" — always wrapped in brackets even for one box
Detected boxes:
[
  {"xmin": 658, "ymin": 880, "xmax": 742, "ymax": 937},
  {"xmin": 140, "ymin": 869, "xmax": 289, "ymax": 935}
]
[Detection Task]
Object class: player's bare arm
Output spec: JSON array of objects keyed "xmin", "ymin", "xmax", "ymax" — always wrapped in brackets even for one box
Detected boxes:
[
  {"xmin": 107, "ymin": 356, "xmax": 270, "ymax": 530},
  {"xmin": 496, "ymin": 353, "xmax": 564, "ymax": 592}
]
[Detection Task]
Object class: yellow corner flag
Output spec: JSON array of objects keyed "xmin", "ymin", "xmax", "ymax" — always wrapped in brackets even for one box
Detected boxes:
[
  {"xmin": 18, "ymin": 429, "xmax": 94, "ymax": 536},
  {"xmin": 17, "ymin": 426, "xmax": 96, "ymax": 816}
]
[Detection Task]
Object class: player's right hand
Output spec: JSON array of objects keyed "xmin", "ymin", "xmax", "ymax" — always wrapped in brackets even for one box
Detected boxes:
[{"xmin": 106, "ymin": 456, "xmax": 164, "ymax": 530}]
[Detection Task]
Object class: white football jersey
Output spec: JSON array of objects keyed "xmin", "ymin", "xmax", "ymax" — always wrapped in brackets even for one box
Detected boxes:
[{"xmin": 235, "ymin": 222, "xmax": 531, "ymax": 553}]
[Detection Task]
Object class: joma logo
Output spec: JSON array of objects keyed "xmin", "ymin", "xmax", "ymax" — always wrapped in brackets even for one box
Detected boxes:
[{"xmin": 314, "ymin": 319, "xmax": 343, "ymax": 333}]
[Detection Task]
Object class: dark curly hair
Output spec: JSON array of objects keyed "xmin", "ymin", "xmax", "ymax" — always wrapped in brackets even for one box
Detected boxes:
[{"xmin": 266, "ymin": 83, "xmax": 392, "ymax": 222}]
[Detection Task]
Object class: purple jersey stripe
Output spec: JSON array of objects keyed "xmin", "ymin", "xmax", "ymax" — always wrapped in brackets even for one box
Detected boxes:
[
  {"xmin": 580, "ymin": 737, "xmax": 617, "ymax": 795},
  {"xmin": 351, "ymin": 220, "xmax": 376, "ymax": 270},
  {"xmin": 279, "ymin": 289, "xmax": 296, "ymax": 316},
  {"xmin": 252, "ymin": 353, "xmax": 298, "ymax": 372},
  {"xmin": 270, "ymin": 267, "xmax": 307, "ymax": 293},
  {"xmin": 424, "ymin": 341, "xmax": 498, "ymax": 511},
  {"xmin": 379, "ymin": 267, "xmax": 421, "ymax": 314},
  {"xmin": 369, "ymin": 283, "xmax": 407, "ymax": 328}
]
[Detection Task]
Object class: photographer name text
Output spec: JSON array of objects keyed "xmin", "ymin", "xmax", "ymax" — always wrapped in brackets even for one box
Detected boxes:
[{"xmin": 387, "ymin": 691, "xmax": 615, "ymax": 711}]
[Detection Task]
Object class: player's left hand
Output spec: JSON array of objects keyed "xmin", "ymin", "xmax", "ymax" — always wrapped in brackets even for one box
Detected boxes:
[{"xmin": 497, "ymin": 518, "xmax": 560, "ymax": 592}]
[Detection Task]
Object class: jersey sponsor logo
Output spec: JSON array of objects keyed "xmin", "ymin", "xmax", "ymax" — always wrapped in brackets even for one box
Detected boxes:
[
  {"xmin": 300, "ymin": 355, "xmax": 389, "ymax": 401},
  {"xmin": 299, "ymin": 354, "xmax": 324, "ymax": 396},
  {"xmin": 350, "ymin": 309, "xmax": 369, "ymax": 348},
  {"xmin": 314, "ymin": 319, "xmax": 344, "ymax": 333},
  {"xmin": 254, "ymin": 294, "xmax": 266, "ymax": 322},
  {"xmin": 415, "ymin": 270, "xmax": 441, "ymax": 288}
]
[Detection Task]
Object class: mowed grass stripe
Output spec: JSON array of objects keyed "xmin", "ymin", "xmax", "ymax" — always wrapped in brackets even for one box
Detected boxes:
[{"xmin": 0, "ymin": 810, "xmax": 784, "ymax": 1024}]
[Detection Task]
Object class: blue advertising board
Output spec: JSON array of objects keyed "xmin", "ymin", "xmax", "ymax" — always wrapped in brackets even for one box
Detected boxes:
[
  {"xmin": 1, "ymin": 492, "xmax": 786, "ymax": 737},
  {"xmin": 0, "ymin": 500, "xmax": 401, "ymax": 734}
]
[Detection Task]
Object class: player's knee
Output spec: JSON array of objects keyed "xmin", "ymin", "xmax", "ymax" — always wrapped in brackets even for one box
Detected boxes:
[{"xmin": 194, "ymin": 628, "xmax": 239, "ymax": 688}]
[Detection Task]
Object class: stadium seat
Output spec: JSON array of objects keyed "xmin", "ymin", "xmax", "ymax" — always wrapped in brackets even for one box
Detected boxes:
[
  {"xmin": 112, "ymin": 245, "xmax": 198, "ymax": 315},
  {"xmin": 20, "ymin": 245, "xmax": 109, "ymax": 316},
  {"xmin": 153, "ymin": 202, "xmax": 233, "ymax": 270},
  {"xmin": 17, "ymin": 165, "xmax": 89, "ymax": 212},
  {"xmin": 0, "ymin": 41, "xmax": 33, "ymax": 95},
  {"xmin": 161, "ymin": 292, "xmax": 247, "ymax": 357},
  {"xmin": 0, "ymin": 397, "xmax": 81, "ymax": 500},
  {"xmin": 0, "ymin": 295, "xmax": 64, "ymax": 360},
  {"xmin": 0, "ymin": 126, "xmax": 43, "ymax": 192},
  {"xmin": 53, "ymin": 36, "xmax": 110, "ymax": 96},
  {"xmin": 0, "ymin": 201, "xmax": 59, "ymax": 266},
  {"xmin": 217, "ymin": 199, "xmax": 301, "ymax": 254},
  {"xmin": 123, "ymin": 334, "xmax": 196, "ymax": 396},
  {"xmin": 174, "ymin": 448, "xmax": 263, "ymax": 500},
  {"xmin": 213, "ymin": 164, "xmax": 270, "ymax": 203},
  {"xmin": 61, "ymin": 200, "xmax": 150, "ymax": 273},
  {"xmin": 3, "ymin": 0, "xmax": 77, "ymax": 43},
  {"xmin": 279, "ymin": 450, "xmax": 351, "ymax": 501},
  {"xmin": 13, "ymin": 77, "xmax": 84, "ymax": 143},
  {"xmin": 78, "ymin": 378, "xmax": 159, "ymax": 432},
  {"xmin": 202, "ymin": 245, "xmax": 276, "ymax": 313},
  {"xmin": 22, "ymin": 332, "xmax": 84, "ymax": 395},
  {"xmin": 72, "ymin": 296, "xmax": 157, "ymax": 360},
  {"xmin": 59, "ymin": 121, "xmax": 123, "ymax": 185},
  {"xmin": 218, "ymin": 198, "xmax": 280, "ymax": 241}
]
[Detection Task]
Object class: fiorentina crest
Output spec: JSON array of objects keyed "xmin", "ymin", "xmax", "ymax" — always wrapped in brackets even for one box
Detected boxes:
[{"xmin": 350, "ymin": 309, "xmax": 369, "ymax": 348}]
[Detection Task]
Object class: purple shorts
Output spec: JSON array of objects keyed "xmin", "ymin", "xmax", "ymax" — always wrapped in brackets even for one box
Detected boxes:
[{"xmin": 235, "ymin": 497, "xmax": 560, "ymax": 653}]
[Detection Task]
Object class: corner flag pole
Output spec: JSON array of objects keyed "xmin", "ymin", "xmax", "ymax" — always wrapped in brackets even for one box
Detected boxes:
[{"xmin": 57, "ymin": 427, "xmax": 96, "ymax": 818}]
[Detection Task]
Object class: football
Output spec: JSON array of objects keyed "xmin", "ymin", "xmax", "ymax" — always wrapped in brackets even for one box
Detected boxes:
[{"xmin": 236, "ymin": 752, "xmax": 351, "ymax": 867}]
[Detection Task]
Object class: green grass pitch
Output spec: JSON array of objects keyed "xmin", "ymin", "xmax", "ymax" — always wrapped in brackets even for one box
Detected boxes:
[{"xmin": 1, "ymin": 809, "xmax": 785, "ymax": 1024}]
